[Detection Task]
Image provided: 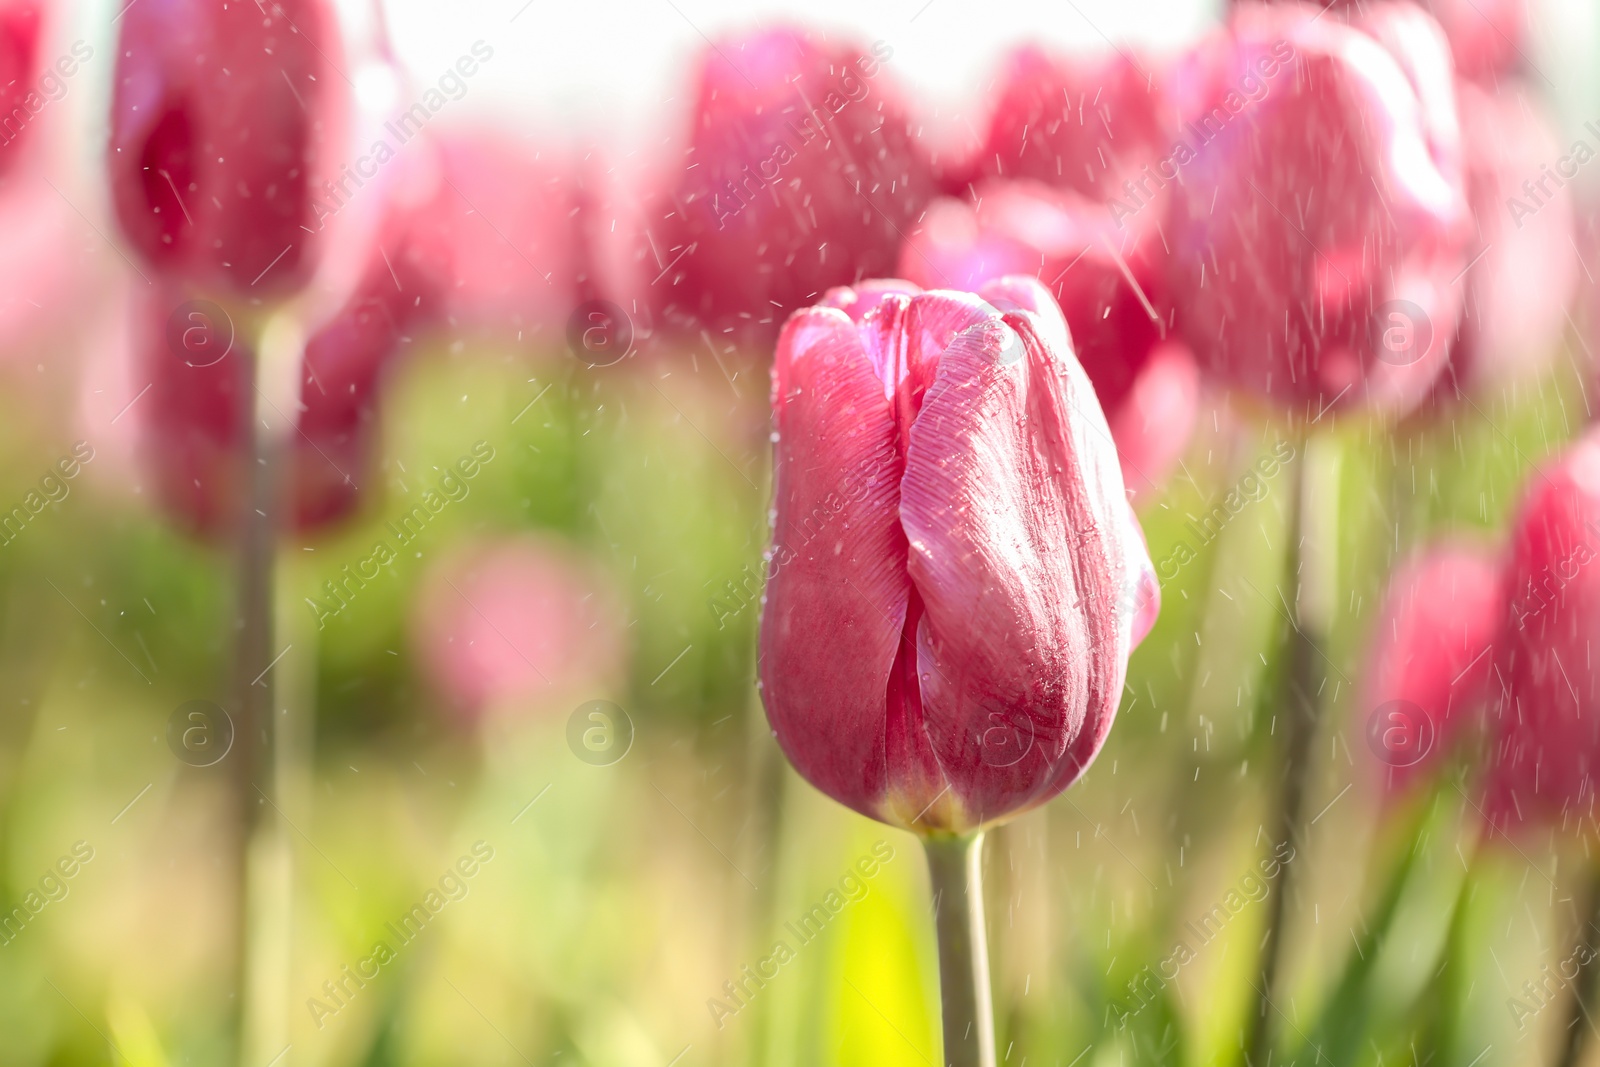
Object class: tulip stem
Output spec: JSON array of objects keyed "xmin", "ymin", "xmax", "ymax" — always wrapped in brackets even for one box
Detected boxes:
[
  {"xmin": 229, "ymin": 346, "xmax": 278, "ymax": 1066},
  {"xmin": 1246, "ymin": 434, "xmax": 1337, "ymax": 1066},
  {"xmin": 230, "ymin": 312, "xmax": 302, "ymax": 1066},
  {"xmin": 924, "ymin": 833, "xmax": 996, "ymax": 1067},
  {"xmin": 1556, "ymin": 860, "xmax": 1600, "ymax": 1067}
]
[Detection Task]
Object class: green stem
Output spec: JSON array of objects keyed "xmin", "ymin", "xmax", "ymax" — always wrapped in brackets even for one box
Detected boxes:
[
  {"xmin": 230, "ymin": 342, "xmax": 278, "ymax": 1066},
  {"xmin": 1246, "ymin": 438, "xmax": 1332, "ymax": 1066},
  {"xmin": 924, "ymin": 833, "xmax": 995, "ymax": 1067},
  {"xmin": 232, "ymin": 310, "xmax": 303, "ymax": 1065}
]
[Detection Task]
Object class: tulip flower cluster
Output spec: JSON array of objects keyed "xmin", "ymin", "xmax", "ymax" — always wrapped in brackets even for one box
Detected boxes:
[
  {"xmin": 749, "ymin": 0, "xmax": 1577, "ymax": 835},
  {"xmin": 1367, "ymin": 429, "xmax": 1600, "ymax": 836},
  {"xmin": 100, "ymin": 0, "xmax": 1576, "ymax": 546}
]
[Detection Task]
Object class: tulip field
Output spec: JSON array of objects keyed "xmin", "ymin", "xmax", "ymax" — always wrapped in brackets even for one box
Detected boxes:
[{"xmin": 3, "ymin": 0, "xmax": 1600, "ymax": 1064}]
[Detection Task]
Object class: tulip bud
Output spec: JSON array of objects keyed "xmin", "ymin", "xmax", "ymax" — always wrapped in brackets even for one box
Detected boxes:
[
  {"xmin": 0, "ymin": 0, "xmax": 42, "ymax": 175},
  {"xmin": 653, "ymin": 28, "xmax": 938, "ymax": 346},
  {"xmin": 1363, "ymin": 542, "xmax": 1503, "ymax": 788},
  {"xmin": 109, "ymin": 0, "xmax": 344, "ymax": 296},
  {"xmin": 1166, "ymin": 4, "xmax": 1468, "ymax": 419},
  {"xmin": 760, "ymin": 276, "xmax": 1156, "ymax": 833},
  {"xmin": 898, "ymin": 180, "xmax": 1197, "ymax": 498},
  {"xmin": 980, "ymin": 44, "xmax": 1176, "ymax": 202},
  {"xmin": 1485, "ymin": 431, "xmax": 1600, "ymax": 832}
]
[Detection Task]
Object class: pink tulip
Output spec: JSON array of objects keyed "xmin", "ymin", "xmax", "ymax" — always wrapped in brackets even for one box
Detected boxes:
[
  {"xmin": 411, "ymin": 537, "xmax": 625, "ymax": 720},
  {"xmin": 139, "ymin": 285, "xmax": 251, "ymax": 537},
  {"xmin": 0, "ymin": 2, "xmax": 99, "ymax": 363},
  {"xmin": 1166, "ymin": 3, "xmax": 1468, "ymax": 419},
  {"xmin": 0, "ymin": 179, "xmax": 110, "ymax": 361},
  {"xmin": 899, "ymin": 180, "xmax": 1197, "ymax": 498},
  {"xmin": 652, "ymin": 27, "xmax": 938, "ymax": 346},
  {"xmin": 1446, "ymin": 80, "xmax": 1576, "ymax": 394},
  {"xmin": 1241, "ymin": 0, "xmax": 1525, "ymax": 82},
  {"xmin": 138, "ymin": 197, "xmax": 441, "ymax": 537},
  {"xmin": 759, "ymin": 276, "xmax": 1157, "ymax": 834},
  {"xmin": 1363, "ymin": 542, "xmax": 1503, "ymax": 787},
  {"xmin": 0, "ymin": 0, "xmax": 41, "ymax": 175},
  {"xmin": 1420, "ymin": 0, "xmax": 1525, "ymax": 82},
  {"xmin": 108, "ymin": 0, "xmax": 345, "ymax": 297},
  {"xmin": 294, "ymin": 204, "xmax": 447, "ymax": 528},
  {"xmin": 403, "ymin": 129, "xmax": 587, "ymax": 349},
  {"xmin": 1484, "ymin": 431, "xmax": 1600, "ymax": 832},
  {"xmin": 979, "ymin": 44, "xmax": 1176, "ymax": 203}
]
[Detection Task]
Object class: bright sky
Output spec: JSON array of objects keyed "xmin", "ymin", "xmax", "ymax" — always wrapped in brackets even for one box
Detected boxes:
[{"xmin": 380, "ymin": 0, "xmax": 1220, "ymax": 143}]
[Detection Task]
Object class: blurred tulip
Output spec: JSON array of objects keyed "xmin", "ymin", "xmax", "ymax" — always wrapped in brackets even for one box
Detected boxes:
[
  {"xmin": 1445, "ymin": 80, "xmax": 1577, "ymax": 394},
  {"xmin": 1364, "ymin": 541, "xmax": 1503, "ymax": 787},
  {"xmin": 1485, "ymin": 431, "xmax": 1600, "ymax": 832},
  {"xmin": 412, "ymin": 537, "xmax": 625, "ymax": 720},
  {"xmin": 899, "ymin": 179, "xmax": 1197, "ymax": 498},
  {"xmin": 404, "ymin": 129, "xmax": 588, "ymax": 350},
  {"xmin": 0, "ymin": 0, "xmax": 107, "ymax": 364},
  {"xmin": 0, "ymin": 179, "xmax": 110, "ymax": 360},
  {"xmin": 1109, "ymin": 341, "xmax": 1201, "ymax": 499},
  {"xmin": 760, "ymin": 276, "xmax": 1156, "ymax": 834},
  {"xmin": 978, "ymin": 44, "xmax": 1176, "ymax": 202},
  {"xmin": 1166, "ymin": 3, "xmax": 1468, "ymax": 419},
  {"xmin": 108, "ymin": 0, "xmax": 344, "ymax": 296},
  {"xmin": 1243, "ymin": 0, "xmax": 1525, "ymax": 82},
  {"xmin": 139, "ymin": 286, "xmax": 252, "ymax": 537},
  {"xmin": 0, "ymin": 0, "xmax": 41, "ymax": 175},
  {"xmin": 139, "ymin": 197, "xmax": 440, "ymax": 537},
  {"xmin": 1420, "ymin": 0, "xmax": 1525, "ymax": 81},
  {"xmin": 652, "ymin": 27, "xmax": 938, "ymax": 347},
  {"xmin": 294, "ymin": 205, "xmax": 446, "ymax": 528},
  {"xmin": 1355, "ymin": 2, "xmax": 1464, "ymax": 184}
]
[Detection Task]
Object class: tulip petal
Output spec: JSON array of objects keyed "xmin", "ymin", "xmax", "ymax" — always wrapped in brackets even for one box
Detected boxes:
[
  {"xmin": 820, "ymin": 279, "xmax": 923, "ymax": 323},
  {"xmin": 760, "ymin": 307, "xmax": 910, "ymax": 821},
  {"xmin": 899, "ymin": 311, "xmax": 1132, "ymax": 828}
]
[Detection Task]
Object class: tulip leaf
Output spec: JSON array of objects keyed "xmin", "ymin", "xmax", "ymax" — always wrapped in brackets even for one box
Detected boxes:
[{"xmin": 1288, "ymin": 786, "xmax": 1457, "ymax": 1066}]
